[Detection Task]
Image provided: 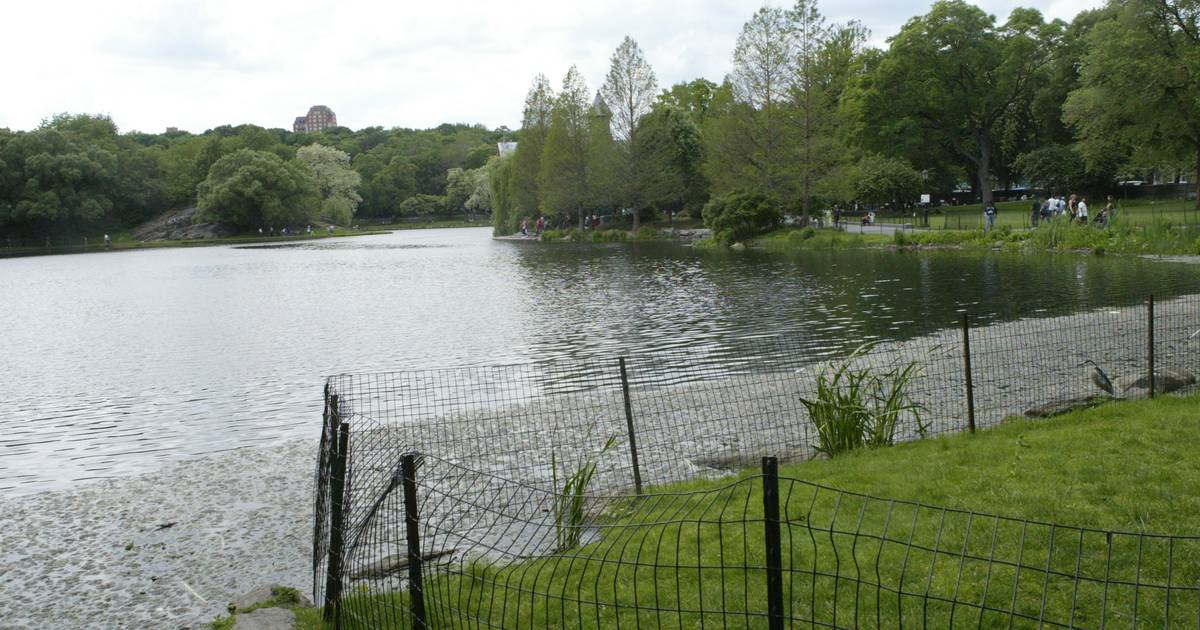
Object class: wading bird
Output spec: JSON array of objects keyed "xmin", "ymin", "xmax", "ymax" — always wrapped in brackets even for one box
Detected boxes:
[{"xmin": 1080, "ymin": 359, "xmax": 1115, "ymax": 395}]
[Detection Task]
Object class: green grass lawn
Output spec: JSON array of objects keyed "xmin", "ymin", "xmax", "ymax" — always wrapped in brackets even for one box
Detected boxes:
[
  {"xmin": 292, "ymin": 394, "xmax": 1200, "ymax": 629},
  {"xmin": 933, "ymin": 199, "xmax": 1200, "ymax": 231}
]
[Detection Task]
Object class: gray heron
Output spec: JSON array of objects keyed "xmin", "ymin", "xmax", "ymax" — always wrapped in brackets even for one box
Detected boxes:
[{"xmin": 1080, "ymin": 359, "xmax": 1115, "ymax": 395}]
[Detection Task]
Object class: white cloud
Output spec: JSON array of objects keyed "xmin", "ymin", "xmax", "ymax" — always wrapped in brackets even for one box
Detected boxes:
[{"xmin": 0, "ymin": 0, "xmax": 1103, "ymax": 134}]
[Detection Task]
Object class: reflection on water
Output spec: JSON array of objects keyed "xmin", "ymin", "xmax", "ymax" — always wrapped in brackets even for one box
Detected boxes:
[{"xmin": 1, "ymin": 227, "xmax": 1197, "ymax": 495}]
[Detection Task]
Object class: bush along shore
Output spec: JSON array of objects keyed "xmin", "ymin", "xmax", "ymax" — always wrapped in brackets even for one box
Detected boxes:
[{"xmin": 744, "ymin": 213, "xmax": 1200, "ymax": 257}]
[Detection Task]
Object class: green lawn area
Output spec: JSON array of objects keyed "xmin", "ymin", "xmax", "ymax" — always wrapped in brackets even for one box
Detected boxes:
[
  {"xmin": 934, "ymin": 199, "xmax": 1200, "ymax": 231},
  {"xmin": 289, "ymin": 394, "xmax": 1200, "ymax": 629}
]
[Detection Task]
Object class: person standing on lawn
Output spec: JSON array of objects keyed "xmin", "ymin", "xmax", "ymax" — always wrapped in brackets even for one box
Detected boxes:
[{"xmin": 984, "ymin": 201, "xmax": 997, "ymax": 233}]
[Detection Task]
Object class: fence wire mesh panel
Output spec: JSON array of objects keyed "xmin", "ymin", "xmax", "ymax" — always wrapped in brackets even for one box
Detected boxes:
[
  {"xmin": 779, "ymin": 478, "xmax": 1200, "ymax": 629},
  {"xmin": 328, "ymin": 456, "xmax": 1200, "ymax": 629},
  {"xmin": 313, "ymin": 292, "xmax": 1200, "ymax": 627}
]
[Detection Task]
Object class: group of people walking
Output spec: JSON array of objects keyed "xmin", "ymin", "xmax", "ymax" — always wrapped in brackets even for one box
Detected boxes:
[
  {"xmin": 1029, "ymin": 193, "xmax": 1115, "ymax": 228},
  {"xmin": 520, "ymin": 216, "xmax": 546, "ymax": 237},
  {"xmin": 984, "ymin": 193, "xmax": 1116, "ymax": 233}
]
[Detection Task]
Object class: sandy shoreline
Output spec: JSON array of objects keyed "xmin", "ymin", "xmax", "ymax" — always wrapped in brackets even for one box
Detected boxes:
[{"xmin": 0, "ymin": 440, "xmax": 316, "ymax": 629}]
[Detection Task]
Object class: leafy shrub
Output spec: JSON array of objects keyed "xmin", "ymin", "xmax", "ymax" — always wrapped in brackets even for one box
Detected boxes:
[
  {"xmin": 592, "ymin": 229, "xmax": 628, "ymax": 242},
  {"xmin": 702, "ymin": 192, "xmax": 783, "ymax": 245},
  {"xmin": 196, "ymin": 149, "xmax": 320, "ymax": 229},
  {"xmin": 800, "ymin": 347, "xmax": 926, "ymax": 457},
  {"xmin": 396, "ymin": 194, "xmax": 446, "ymax": 217},
  {"xmin": 636, "ymin": 226, "xmax": 659, "ymax": 240}
]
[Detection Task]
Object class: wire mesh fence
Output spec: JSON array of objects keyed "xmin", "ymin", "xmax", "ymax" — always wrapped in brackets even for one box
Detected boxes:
[
  {"xmin": 314, "ymin": 292, "xmax": 1200, "ymax": 628},
  {"xmin": 330, "ymin": 454, "xmax": 1200, "ymax": 629}
]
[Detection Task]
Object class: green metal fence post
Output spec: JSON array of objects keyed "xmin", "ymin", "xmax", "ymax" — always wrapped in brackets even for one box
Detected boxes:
[
  {"xmin": 618, "ymin": 357, "xmax": 644, "ymax": 495},
  {"xmin": 402, "ymin": 453, "xmax": 428, "ymax": 628},
  {"xmin": 762, "ymin": 457, "xmax": 784, "ymax": 630}
]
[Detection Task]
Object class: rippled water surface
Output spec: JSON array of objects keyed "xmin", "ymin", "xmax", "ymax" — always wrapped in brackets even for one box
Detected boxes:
[{"xmin": 2, "ymin": 227, "xmax": 1198, "ymax": 494}]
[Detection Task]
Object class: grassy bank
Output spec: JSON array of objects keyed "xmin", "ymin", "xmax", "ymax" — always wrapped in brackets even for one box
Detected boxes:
[
  {"xmin": 539, "ymin": 227, "xmax": 665, "ymax": 242},
  {"xmin": 934, "ymin": 198, "xmax": 1200, "ymax": 231},
  {"xmin": 361, "ymin": 218, "xmax": 491, "ymax": 231},
  {"xmin": 1, "ymin": 217, "xmax": 490, "ymax": 259},
  {"xmin": 0, "ymin": 228, "xmax": 392, "ymax": 258},
  {"xmin": 297, "ymin": 394, "xmax": 1200, "ymax": 628},
  {"xmin": 752, "ymin": 213, "xmax": 1200, "ymax": 257}
]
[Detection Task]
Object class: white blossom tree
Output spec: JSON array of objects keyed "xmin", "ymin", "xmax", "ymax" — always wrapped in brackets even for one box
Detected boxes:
[{"xmin": 297, "ymin": 143, "xmax": 361, "ymax": 225}]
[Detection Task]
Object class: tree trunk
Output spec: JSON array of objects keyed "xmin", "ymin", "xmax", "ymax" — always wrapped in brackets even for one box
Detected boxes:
[
  {"xmin": 802, "ymin": 91, "xmax": 812, "ymax": 222},
  {"xmin": 578, "ymin": 204, "xmax": 584, "ymax": 230},
  {"xmin": 1195, "ymin": 145, "xmax": 1200, "ymax": 211},
  {"xmin": 976, "ymin": 134, "xmax": 993, "ymax": 209},
  {"xmin": 632, "ymin": 206, "xmax": 639, "ymax": 231}
]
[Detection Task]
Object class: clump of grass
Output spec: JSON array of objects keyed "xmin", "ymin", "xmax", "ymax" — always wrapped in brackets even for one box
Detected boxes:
[
  {"xmin": 551, "ymin": 435, "xmax": 618, "ymax": 551},
  {"xmin": 634, "ymin": 226, "xmax": 660, "ymax": 240},
  {"xmin": 800, "ymin": 346, "xmax": 926, "ymax": 457}
]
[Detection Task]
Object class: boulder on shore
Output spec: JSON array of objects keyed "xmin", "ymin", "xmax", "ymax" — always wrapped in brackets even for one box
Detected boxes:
[
  {"xmin": 1024, "ymin": 396, "xmax": 1110, "ymax": 418},
  {"xmin": 1114, "ymin": 369, "xmax": 1196, "ymax": 396},
  {"xmin": 232, "ymin": 607, "xmax": 295, "ymax": 630},
  {"xmin": 231, "ymin": 584, "xmax": 311, "ymax": 612},
  {"xmin": 130, "ymin": 207, "xmax": 238, "ymax": 241}
]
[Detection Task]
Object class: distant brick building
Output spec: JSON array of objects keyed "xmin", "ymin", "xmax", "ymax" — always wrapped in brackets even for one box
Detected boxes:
[{"xmin": 293, "ymin": 105, "xmax": 337, "ymax": 133}]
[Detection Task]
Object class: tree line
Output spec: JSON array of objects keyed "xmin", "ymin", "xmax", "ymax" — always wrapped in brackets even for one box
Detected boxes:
[
  {"xmin": 0, "ymin": 115, "xmax": 507, "ymax": 238},
  {"xmin": 491, "ymin": 0, "xmax": 1200, "ymax": 236},
  {"xmin": 3, "ymin": 0, "xmax": 1195, "ymax": 241}
]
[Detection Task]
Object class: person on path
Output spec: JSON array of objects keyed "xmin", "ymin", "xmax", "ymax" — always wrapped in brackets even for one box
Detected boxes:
[
  {"xmin": 1077, "ymin": 197, "xmax": 1089, "ymax": 224},
  {"xmin": 520, "ymin": 218, "xmax": 528, "ymax": 236},
  {"xmin": 983, "ymin": 201, "xmax": 997, "ymax": 233},
  {"xmin": 1030, "ymin": 197, "xmax": 1041, "ymax": 227},
  {"xmin": 1068, "ymin": 194, "xmax": 1078, "ymax": 220},
  {"xmin": 535, "ymin": 216, "xmax": 544, "ymax": 236},
  {"xmin": 1104, "ymin": 195, "xmax": 1117, "ymax": 223}
]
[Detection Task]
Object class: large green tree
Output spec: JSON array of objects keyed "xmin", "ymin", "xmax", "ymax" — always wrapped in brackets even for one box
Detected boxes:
[
  {"xmin": 1066, "ymin": 0, "xmax": 1200, "ymax": 207},
  {"xmin": 790, "ymin": 4, "xmax": 871, "ymax": 216},
  {"xmin": 0, "ymin": 128, "xmax": 116, "ymax": 231},
  {"xmin": 196, "ymin": 149, "xmax": 319, "ymax": 229},
  {"xmin": 632, "ymin": 103, "xmax": 707, "ymax": 216},
  {"xmin": 601, "ymin": 36, "xmax": 659, "ymax": 229},
  {"xmin": 512, "ymin": 74, "xmax": 556, "ymax": 217},
  {"xmin": 718, "ymin": 6, "xmax": 799, "ymax": 199},
  {"xmin": 853, "ymin": 1, "xmax": 1055, "ymax": 207},
  {"xmin": 539, "ymin": 67, "xmax": 594, "ymax": 228},
  {"xmin": 297, "ymin": 143, "xmax": 361, "ymax": 225}
]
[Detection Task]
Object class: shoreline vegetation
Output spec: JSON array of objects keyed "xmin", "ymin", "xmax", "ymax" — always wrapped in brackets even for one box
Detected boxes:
[
  {"xmin": 0, "ymin": 217, "xmax": 490, "ymax": 259},
  {"xmin": 736, "ymin": 199, "xmax": 1200, "ymax": 257},
  {"xmin": 497, "ymin": 198, "xmax": 1200, "ymax": 258}
]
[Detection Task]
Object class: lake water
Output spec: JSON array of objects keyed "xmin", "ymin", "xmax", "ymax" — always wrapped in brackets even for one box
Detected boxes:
[{"xmin": 2, "ymin": 227, "xmax": 1198, "ymax": 495}]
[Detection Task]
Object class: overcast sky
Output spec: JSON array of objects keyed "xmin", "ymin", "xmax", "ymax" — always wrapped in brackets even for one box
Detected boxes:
[{"xmin": 2, "ymin": 0, "xmax": 1099, "ymax": 135}]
